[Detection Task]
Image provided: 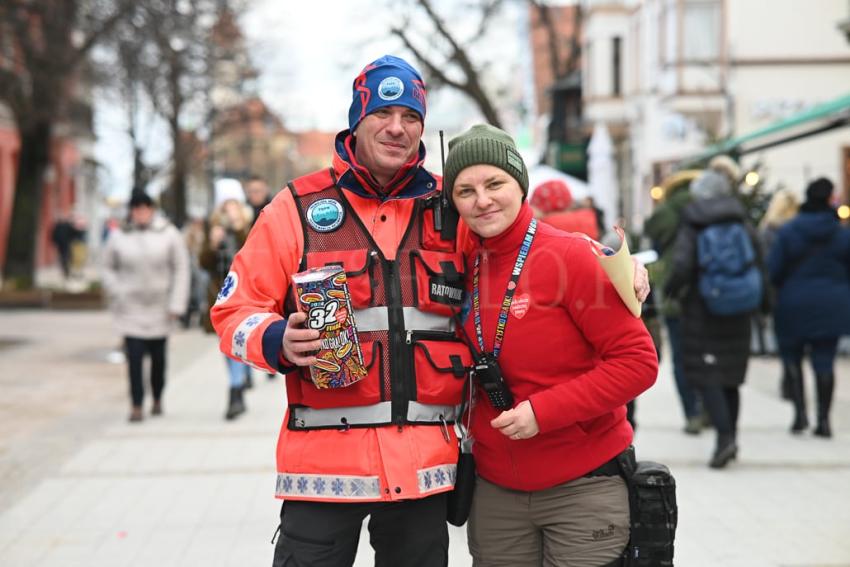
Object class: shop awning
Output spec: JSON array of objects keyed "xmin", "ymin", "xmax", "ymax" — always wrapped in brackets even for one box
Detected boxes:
[{"xmin": 681, "ymin": 92, "xmax": 850, "ymax": 167}]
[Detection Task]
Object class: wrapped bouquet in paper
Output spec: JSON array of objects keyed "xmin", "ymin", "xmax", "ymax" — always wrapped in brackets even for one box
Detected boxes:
[
  {"xmin": 585, "ymin": 227, "xmax": 642, "ymax": 318},
  {"xmin": 292, "ymin": 266, "xmax": 367, "ymax": 388}
]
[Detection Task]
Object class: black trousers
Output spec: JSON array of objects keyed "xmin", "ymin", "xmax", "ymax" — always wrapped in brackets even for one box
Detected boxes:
[
  {"xmin": 272, "ymin": 493, "xmax": 449, "ymax": 567},
  {"xmin": 700, "ymin": 384, "xmax": 740, "ymax": 440},
  {"xmin": 124, "ymin": 336, "xmax": 166, "ymax": 407}
]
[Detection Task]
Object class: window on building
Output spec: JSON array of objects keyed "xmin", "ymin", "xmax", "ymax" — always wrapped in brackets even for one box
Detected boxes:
[
  {"xmin": 612, "ymin": 36, "xmax": 622, "ymax": 97},
  {"xmin": 682, "ymin": 0, "xmax": 721, "ymax": 61}
]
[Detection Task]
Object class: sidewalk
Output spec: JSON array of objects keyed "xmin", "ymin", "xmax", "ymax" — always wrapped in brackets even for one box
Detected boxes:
[{"xmin": 0, "ymin": 309, "xmax": 848, "ymax": 566}]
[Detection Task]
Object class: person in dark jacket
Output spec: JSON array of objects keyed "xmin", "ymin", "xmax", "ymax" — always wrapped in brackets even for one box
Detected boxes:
[
  {"xmin": 758, "ymin": 189, "xmax": 799, "ymax": 399},
  {"xmin": 244, "ymin": 174, "xmax": 272, "ymax": 228},
  {"xmin": 768, "ymin": 178, "xmax": 850, "ymax": 438},
  {"xmin": 644, "ymin": 174, "xmax": 704, "ymax": 435},
  {"xmin": 51, "ymin": 214, "xmax": 85, "ymax": 279},
  {"xmin": 665, "ymin": 170, "xmax": 766, "ymax": 468}
]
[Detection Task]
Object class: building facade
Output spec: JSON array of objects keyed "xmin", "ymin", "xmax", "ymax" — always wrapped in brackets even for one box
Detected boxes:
[
  {"xmin": 582, "ymin": 0, "xmax": 850, "ymax": 228},
  {"xmin": 0, "ymin": 102, "xmax": 98, "ymax": 282}
]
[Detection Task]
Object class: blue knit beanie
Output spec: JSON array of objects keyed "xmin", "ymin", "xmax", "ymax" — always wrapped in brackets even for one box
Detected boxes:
[{"xmin": 348, "ymin": 55, "xmax": 427, "ymax": 132}]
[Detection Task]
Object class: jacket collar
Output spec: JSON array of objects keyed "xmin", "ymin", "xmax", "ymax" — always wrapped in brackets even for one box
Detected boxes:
[{"xmin": 332, "ymin": 130, "xmax": 437, "ymax": 201}]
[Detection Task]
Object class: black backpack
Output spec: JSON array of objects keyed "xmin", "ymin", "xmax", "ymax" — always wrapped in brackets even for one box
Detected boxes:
[{"xmin": 623, "ymin": 461, "xmax": 678, "ymax": 566}]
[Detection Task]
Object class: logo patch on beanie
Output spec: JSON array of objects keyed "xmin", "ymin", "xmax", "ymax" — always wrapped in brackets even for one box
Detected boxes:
[
  {"xmin": 506, "ymin": 148, "xmax": 523, "ymax": 174},
  {"xmin": 378, "ymin": 77, "xmax": 404, "ymax": 101},
  {"xmin": 306, "ymin": 199, "xmax": 345, "ymax": 232}
]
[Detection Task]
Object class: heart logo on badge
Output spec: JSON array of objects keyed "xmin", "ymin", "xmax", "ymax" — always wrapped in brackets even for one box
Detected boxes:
[{"xmin": 510, "ymin": 294, "xmax": 530, "ymax": 319}]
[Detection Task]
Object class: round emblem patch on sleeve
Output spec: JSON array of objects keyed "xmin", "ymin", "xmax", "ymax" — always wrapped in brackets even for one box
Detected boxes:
[
  {"xmin": 306, "ymin": 199, "xmax": 345, "ymax": 233},
  {"xmin": 215, "ymin": 271, "xmax": 239, "ymax": 305}
]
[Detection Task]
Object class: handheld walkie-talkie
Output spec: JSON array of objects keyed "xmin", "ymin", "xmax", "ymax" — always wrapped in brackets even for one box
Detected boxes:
[
  {"xmin": 438, "ymin": 130, "xmax": 459, "ymax": 241},
  {"xmin": 472, "ymin": 352, "xmax": 514, "ymax": 410},
  {"xmin": 452, "ymin": 311, "xmax": 514, "ymax": 411}
]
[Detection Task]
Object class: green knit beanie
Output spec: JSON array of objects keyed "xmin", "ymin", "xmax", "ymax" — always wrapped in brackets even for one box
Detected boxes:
[{"xmin": 443, "ymin": 124, "xmax": 529, "ymax": 203}]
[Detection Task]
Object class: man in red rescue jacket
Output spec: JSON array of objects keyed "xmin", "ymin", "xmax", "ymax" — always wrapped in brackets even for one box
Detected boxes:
[
  {"xmin": 211, "ymin": 55, "xmax": 650, "ymax": 567},
  {"xmin": 212, "ymin": 55, "xmax": 470, "ymax": 566}
]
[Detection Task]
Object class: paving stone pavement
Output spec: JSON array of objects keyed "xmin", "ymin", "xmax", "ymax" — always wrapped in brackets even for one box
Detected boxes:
[{"xmin": 0, "ymin": 309, "xmax": 848, "ymax": 566}]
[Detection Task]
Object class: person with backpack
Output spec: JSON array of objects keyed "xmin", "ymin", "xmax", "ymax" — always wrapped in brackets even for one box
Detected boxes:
[
  {"xmin": 644, "ymin": 173, "xmax": 705, "ymax": 435},
  {"xmin": 767, "ymin": 178, "xmax": 850, "ymax": 438},
  {"xmin": 665, "ymin": 169, "xmax": 767, "ymax": 469}
]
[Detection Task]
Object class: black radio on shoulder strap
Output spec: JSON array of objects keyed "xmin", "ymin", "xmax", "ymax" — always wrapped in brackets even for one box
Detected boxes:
[
  {"xmin": 433, "ymin": 129, "xmax": 459, "ymax": 241},
  {"xmin": 451, "ymin": 311, "xmax": 514, "ymax": 411},
  {"xmin": 448, "ymin": 219, "xmax": 538, "ymax": 412},
  {"xmin": 471, "ymin": 352, "xmax": 513, "ymax": 410}
]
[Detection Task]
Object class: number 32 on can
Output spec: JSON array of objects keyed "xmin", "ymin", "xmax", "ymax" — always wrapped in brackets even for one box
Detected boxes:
[{"xmin": 307, "ymin": 301, "xmax": 339, "ymax": 330}]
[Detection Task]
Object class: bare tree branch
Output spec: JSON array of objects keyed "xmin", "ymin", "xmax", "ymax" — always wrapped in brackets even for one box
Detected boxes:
[
  {"xmin": 397, "ymin": 0, "xmax": 504, "ymax": 127},
  {"xmin": 68, "ymin": 0, "xmax": 136, "ymax": 67},
  {"xmin": 473, "ymin": 0, "xmax": 503, "ymax": 42},
  {"xmin": 391, "ymin": 27, "xmax": 468, "ymax": 92}
]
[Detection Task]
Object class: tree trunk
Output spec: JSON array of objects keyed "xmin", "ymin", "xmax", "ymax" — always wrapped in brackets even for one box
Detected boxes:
[
  {"xmin": 169, "ymin": 117, "xmax": 187, "ymax": 228},
  {"xmin": 164, "ymin": 49, "xmax": 186, "ymax": 228},
  {"xmin": 3, "ymin": 121, "xmax": 52, "ymax": 288},
  {"xmin": 132, "ymin": 146, "xmax": 146, "ymax": 191}
]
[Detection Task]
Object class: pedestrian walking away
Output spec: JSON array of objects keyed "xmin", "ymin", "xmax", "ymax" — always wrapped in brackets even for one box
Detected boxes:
[
  {"xmin": 51, "ymin": 212, "xmax": 86, "ymax": 282},
  {"xmin": 101, "ymin": 189, "xmax": 190, "ymax": 422},
  {"xmin": 768, "ymin": 177, "xmax": 850, "ymax": 438},
  {"xmin": 443, "ymin": 124, "xmax": 657, "ymax": 567},
  {"xmin": 665, "ymin": 170, "xmax": 769, "ymax": 468},
  {"xmin": 643, "ymin": 173, "xmax": 705, "ymax": 435},
  {"xmin": 758, "ymin": 189, "xmax": 800, "ymax": 399}
]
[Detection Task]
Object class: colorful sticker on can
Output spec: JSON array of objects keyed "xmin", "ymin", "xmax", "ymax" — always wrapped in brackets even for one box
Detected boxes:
[
  {"xmin": 306, "ymin": 199, "xmax": 345, "ymax": 233},
  {"xmin": 292, "ymin": 265, "xmax": 367, "ymax": 389}
]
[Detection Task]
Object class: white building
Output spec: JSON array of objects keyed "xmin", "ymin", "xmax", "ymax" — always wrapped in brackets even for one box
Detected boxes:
[{"xmin": 582, "ymin": 0, "xmax": 850, "ymax": 229}]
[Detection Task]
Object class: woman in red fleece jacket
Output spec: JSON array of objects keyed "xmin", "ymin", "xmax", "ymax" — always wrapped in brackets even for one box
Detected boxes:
[{"xmin": 444, "ymin": 125, "xmax": 658, "ymax": 567}]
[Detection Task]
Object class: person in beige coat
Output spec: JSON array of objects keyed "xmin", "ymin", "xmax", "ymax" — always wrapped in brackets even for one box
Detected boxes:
[{"xmin": 102, "ymin": 190, "xmax": 191, "ymax": 422}]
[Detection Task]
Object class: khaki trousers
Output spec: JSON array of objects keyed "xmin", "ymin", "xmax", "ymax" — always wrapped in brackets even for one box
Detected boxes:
[{"xmin": 467, "ymin": 475, "xmax": 629, "ymax": 567}]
